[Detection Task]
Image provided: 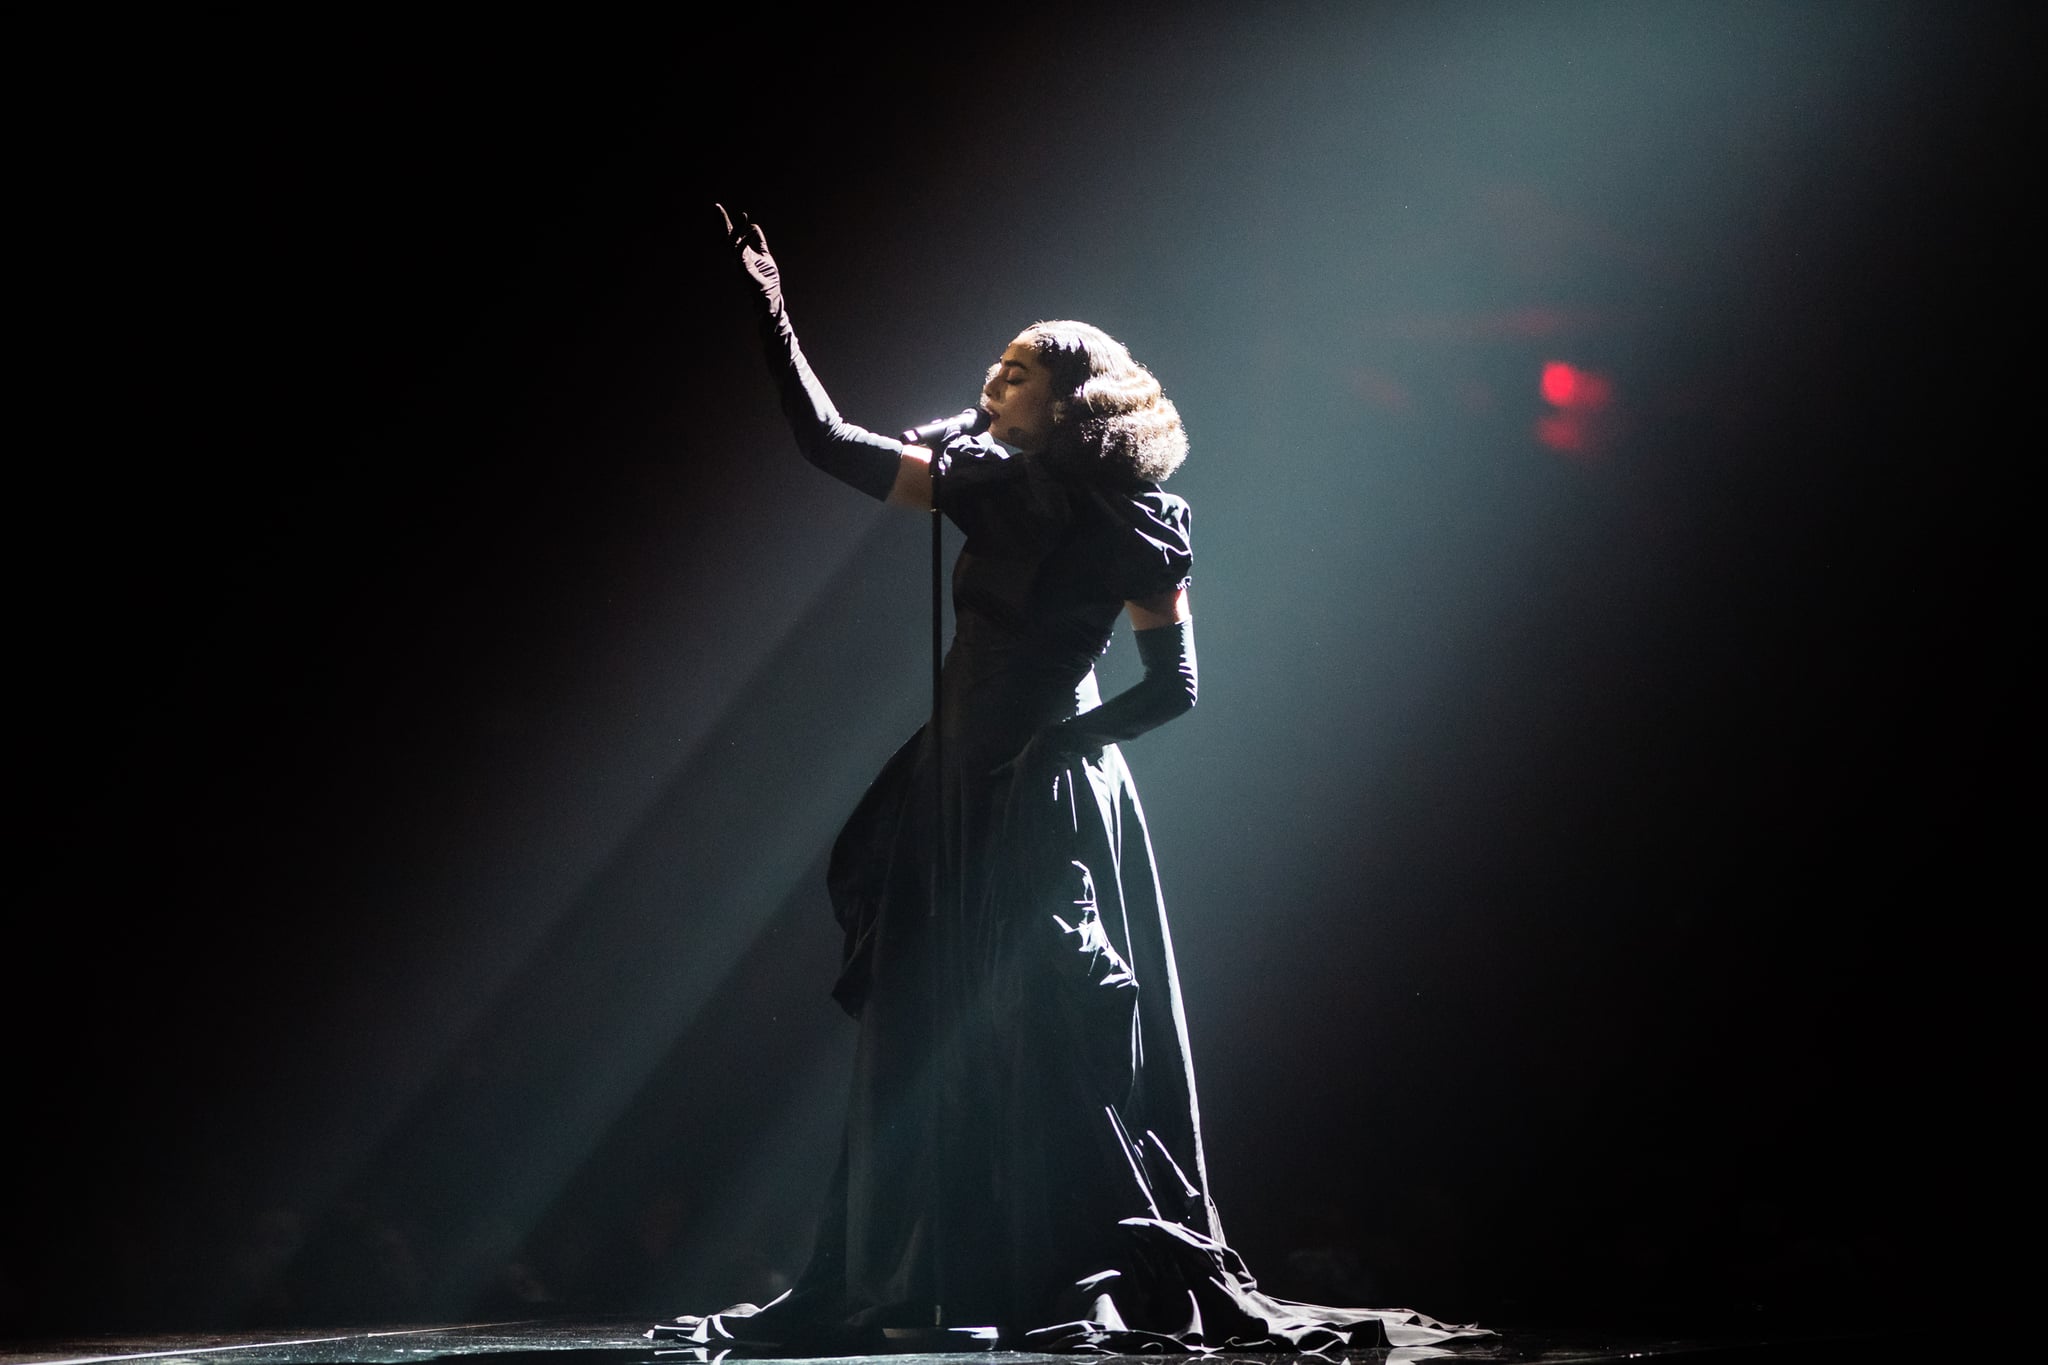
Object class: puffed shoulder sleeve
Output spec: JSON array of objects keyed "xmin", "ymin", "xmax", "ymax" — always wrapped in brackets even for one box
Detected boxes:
[
  {"xmin": 934, "ymin": 435, "xmax": 1068, "ymax": 545},
  {"xmin": 1112, "ymin": 491, "xmax": 1193, "ymax": 600},
  {"xmin": 932, "ymin": 434, "xmax": 1025, "ymax": 504}
]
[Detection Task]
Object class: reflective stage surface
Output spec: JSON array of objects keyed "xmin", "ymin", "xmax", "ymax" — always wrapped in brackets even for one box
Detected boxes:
[{"xmin": 0, "ymin": 1319, "xmax": 1886, "ymax": 1365}]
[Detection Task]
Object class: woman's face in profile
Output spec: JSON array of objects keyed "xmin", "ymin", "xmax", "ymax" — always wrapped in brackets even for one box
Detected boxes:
[{"xmin": 981, "ymin": 337, "xmax": 1060, "ymax": 452}]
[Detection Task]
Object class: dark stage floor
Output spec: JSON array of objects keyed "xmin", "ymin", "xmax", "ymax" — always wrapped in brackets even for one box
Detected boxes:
[{"xmin": 0, "ymin": 1320, "xmax": 1887, "ymax": 1365}]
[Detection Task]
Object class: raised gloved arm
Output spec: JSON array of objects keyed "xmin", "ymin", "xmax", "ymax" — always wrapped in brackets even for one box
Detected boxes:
[
  {"xmin": 718, "ymin": 205, "xmax": 905, "ymax": 501},
  {"xmin": 1014, "ymin": 619, "xmax": 1198, "ymax": 771}
]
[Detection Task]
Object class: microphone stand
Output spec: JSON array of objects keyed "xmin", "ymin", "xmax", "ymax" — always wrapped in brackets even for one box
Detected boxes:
[
  {"xmin": 913, "ymin": 422, "xmax": 955, "ymax": 1339},
  {"xmin": 894, "ymin": 410, "xmax": 996, "ymax": 1349}
]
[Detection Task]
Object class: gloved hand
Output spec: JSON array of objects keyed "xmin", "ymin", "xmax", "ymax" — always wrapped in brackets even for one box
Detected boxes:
[
  {"xmin": 716, "ymin": 203, "xmax": 905, "ymax": 501},
  {"xmin": 998, "ymin": 619, "xmax": 1198, "ymax": 776},
  {"xmin": 718, "ymin": 204, "xmax": 784, "ymax": 313}
]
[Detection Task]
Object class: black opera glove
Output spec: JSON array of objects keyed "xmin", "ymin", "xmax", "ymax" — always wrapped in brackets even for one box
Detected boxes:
[
  {"xmin": 718, "ymin": 205, "xmax": 905, "ymax": 502},
  {"xmin": 1005, "ymin": 619, "xmax": 1198, "ymax": 774}
]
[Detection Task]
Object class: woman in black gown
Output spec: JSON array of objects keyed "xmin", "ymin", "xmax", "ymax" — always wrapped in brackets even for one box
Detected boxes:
[{"xmin": 657, "ymin": 209, "xmax": 1485, "ymax": 1354}]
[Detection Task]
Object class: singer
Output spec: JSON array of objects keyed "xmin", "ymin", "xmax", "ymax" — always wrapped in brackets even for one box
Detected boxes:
[{"xmin": 659, "ymin": 209, "xmax": 1484, "ymax": 1353}]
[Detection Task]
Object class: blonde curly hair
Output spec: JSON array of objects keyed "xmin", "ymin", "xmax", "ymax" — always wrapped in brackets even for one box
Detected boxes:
[{"xmin": 1019, "ymin": 320, "xmax": 1188, "ymax": 484}]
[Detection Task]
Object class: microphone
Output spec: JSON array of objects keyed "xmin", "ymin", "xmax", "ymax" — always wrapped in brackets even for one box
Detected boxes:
[{"xmin": 901, "ymin": 407, "xmax": 991, "ymax": 447}]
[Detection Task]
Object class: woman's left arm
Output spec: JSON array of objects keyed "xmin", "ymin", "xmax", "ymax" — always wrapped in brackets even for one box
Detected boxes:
[
  {"xmin": 1014, "ymin": 589, "xmax": 1196, "ymax": 768},
  {"xmin": 1125, "ymin": 586, "xmax": 1191, "ymax": 631}
]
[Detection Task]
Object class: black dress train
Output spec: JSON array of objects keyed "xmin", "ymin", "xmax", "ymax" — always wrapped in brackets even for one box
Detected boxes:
[{"xmin": 655, "ymin": 434, "xmax": 1488, "ymax": 1354}]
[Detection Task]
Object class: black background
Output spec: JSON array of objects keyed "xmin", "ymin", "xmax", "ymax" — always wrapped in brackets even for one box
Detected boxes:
[{"xmin": 10, "ymin": 2, "xmax": 2023, "ymax": 1341}]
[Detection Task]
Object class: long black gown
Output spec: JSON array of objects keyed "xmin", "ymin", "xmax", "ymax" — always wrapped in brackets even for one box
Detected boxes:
[{"xmin": 657, "ymin": 435, "xmax": 1489, "ymax": 1353}]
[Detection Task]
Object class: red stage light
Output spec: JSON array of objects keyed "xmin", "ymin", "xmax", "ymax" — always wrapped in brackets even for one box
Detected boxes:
[
  {"xmin": 1541, "ymin": 361, "xmax": 1578, "ymax": 406},
  {"xmin": 1536, "ymin": 361, "xmax": 1616, "ymax": 459}
]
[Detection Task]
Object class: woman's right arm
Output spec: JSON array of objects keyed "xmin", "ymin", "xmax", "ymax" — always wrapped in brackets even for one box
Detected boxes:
[{"xmin": 719, "ymin": 206, "xmax": 934, "ymax": 507}]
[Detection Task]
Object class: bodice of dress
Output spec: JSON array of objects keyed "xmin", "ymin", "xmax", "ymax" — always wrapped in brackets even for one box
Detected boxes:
[{"xmin": 933, "ymin": 434, "xmax": 1193, "ymax": 765}]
